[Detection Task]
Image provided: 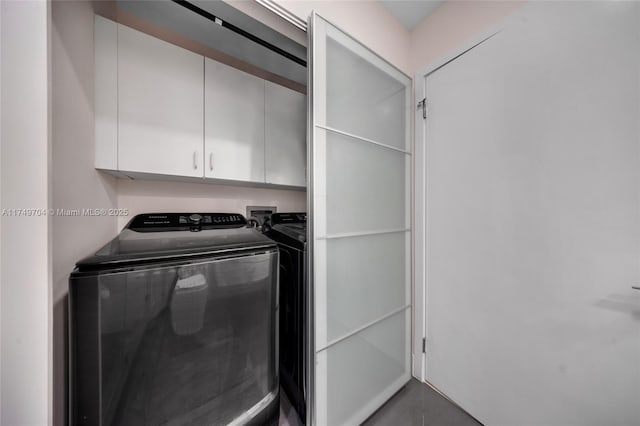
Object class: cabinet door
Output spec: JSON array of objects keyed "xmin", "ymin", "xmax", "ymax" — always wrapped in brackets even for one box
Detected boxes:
[
  {"xmin": 265, "ymin": 81, "xmax": 306, "ymax": 187},
  {"xmin": 94, "ymin": 16, "xmax": 117, "ymax": 171},
  {"xmin": 205, "ymin": 59, "xmax": 265, "ymax": 182},
  {"xmin": 118, "ymin": 25, "xmax": 204, "ymax": 177}
]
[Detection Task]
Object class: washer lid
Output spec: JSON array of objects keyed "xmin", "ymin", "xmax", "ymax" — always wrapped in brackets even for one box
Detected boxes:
[
  {"xmin": 270, "ymin": 212, "xmax": 306, "ymax": 226},
  {"xmin": 272, "ymin": 223, "xmax": 307, "ymax": 244},
  {"xmin": 76, "ymin": 214, "xmax": 276, "ymax": 270}
]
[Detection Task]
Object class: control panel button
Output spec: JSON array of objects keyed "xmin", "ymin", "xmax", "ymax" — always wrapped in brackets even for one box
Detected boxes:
[{"xmin": 189, "ymin": 214, "xmax": 202, "ymax": 225}]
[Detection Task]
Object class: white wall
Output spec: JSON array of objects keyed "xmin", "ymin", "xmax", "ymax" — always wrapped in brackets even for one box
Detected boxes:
[
  {"xmin": 0, "ymin": 1, "xmax": 51, "ymax": 425},
  {"xmin": 273, "ymin": 0, "xmax": 411, "ymax": 74}
]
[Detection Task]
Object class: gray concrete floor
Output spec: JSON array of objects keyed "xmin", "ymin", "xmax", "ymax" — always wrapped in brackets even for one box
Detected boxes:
[
  {"xmin": 363, "ymin": 379, "xmax": 481, "ymax": 426},
  {"xmin": 280, "ymin": 379, "xmax": 481, "ymax": 426}
]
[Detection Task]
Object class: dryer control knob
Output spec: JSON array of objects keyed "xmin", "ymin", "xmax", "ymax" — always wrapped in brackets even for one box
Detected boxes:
[{"xmin": 189, "ymin": 214, "xmax": 202, "ymax": 225}]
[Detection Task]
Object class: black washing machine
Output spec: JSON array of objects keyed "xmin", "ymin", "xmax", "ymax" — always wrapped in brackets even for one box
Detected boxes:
[
  {"xmin": 265, "ymin": 212, "xmax": 307, "ymax": 423},
  {"xmin": 69, "ymin": 213, "xmax": 280, "ymax": 426}
]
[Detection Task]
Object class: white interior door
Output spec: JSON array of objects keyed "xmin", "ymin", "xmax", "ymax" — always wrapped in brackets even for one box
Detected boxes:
[
  {"xmin": 423, "ymin": 2, "xmax": 640, "ymax": 425},
  {"xmin": 308, "ymin": 14, "xmax": 412, "ymax": 426}
]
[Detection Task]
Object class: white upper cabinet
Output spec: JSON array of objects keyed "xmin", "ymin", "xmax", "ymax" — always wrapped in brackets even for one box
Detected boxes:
[
  {"xmin": 117, "ymin": 24, "xmax": 204, "ymax": 177},
  {"xmin": 94, "ymin": 16, "xmax": 306, "ymax": 188},
  {"xmin": 265, "ymin": 81, "xmax": 306, "ymax": 187},
  {"xmin": 94, "ymin": 16, "xmax": 118, "ymax": 170},
  {"xmin": 204, "ymin": 58, "xmax": 265, "ymax": 182}
]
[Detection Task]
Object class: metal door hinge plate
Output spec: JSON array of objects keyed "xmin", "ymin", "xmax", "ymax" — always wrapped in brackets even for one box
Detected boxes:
[{"xmin": 417, "ymin": 98, "xmax": 427, "ymax": 119}]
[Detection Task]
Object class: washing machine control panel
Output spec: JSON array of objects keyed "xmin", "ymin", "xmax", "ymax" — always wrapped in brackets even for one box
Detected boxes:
[
  {"xmin": 128, "ymin": 213, "xmax": 247, "ymax": 232},
  {"xmin": 270, "ymin": 212, "xmax": 306, "ymax": 225}
]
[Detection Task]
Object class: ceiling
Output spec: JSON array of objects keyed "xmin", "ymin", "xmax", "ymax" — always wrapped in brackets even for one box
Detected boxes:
[{"xmin": 379, "ymin": 0, "xmax": 446, "ymax": 31}]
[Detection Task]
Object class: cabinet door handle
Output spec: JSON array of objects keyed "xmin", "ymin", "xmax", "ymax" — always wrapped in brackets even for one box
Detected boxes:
[
  {"xmin": 193, "ymin": 151, "xmax": 198, "ymax": 170},
  {"xmin": 209, "ymin": 153, "xmax": 214, "ymax": 171}
]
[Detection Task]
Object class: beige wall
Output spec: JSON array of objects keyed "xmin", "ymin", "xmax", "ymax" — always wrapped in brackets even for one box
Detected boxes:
[
  {"xmin": 252, "ymin": 1, "xmax": 522, "ymax": 77},
  {"xmin": 410, "ymin": 1, "xmax": 524, "ymax": 74},
  {"xmin": 51, "ymin": 0, "xmax": 119, "ymax": 308},
  {"xmin": 117, "ymin": 180, "xmax": 306, "ymax": 229},
  {"xmin": 275, "ymin": 0, "xmax": 411, "ymax": 74},
  {"xmin": 51, "ymin": 1, "xmax": 119, "ymax": 424}
]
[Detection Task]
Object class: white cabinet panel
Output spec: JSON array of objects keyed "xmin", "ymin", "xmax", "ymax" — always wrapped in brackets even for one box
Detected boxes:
[
  {"xmin": 265, "ymin": 81, "xmax": 306, "ymax": 187},
  {"xmin": 94, "ymin": 16, "xmax": 118, "ymax": 170},
  {"xmin": 117, "ymin": 24, "xmax": 204, "ymax": 177},
  {"xmin": 205, "ymin": 58, "xmax": 265, "ymax": 182}
]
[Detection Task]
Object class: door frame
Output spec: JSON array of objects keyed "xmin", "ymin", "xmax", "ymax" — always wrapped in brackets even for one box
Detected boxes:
[{"xmin": 412, "ymin": 9, "xmax": 526, "ymax": 382}]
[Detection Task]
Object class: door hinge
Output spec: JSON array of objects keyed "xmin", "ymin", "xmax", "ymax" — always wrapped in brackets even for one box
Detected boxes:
[
  {"xmin": 422, "ymin": 337, "xmax": 427, "ymax": 353},
  {"xmin": 417, "ymin": 98, "xmax": 427, "ymax": 119}
]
